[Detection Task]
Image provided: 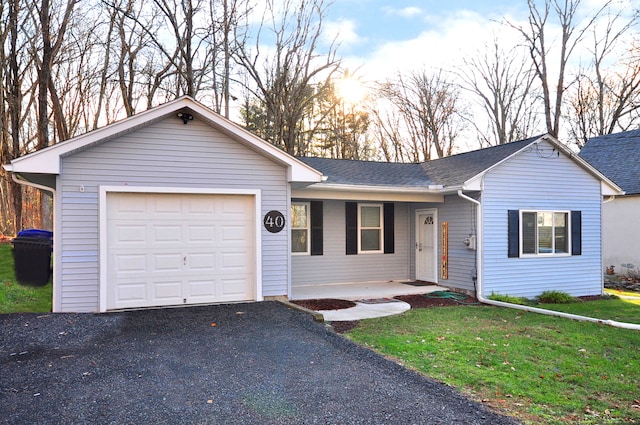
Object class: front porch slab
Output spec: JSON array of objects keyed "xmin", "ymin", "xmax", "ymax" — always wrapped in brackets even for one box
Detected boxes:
[{"xmin": 290, "ymin": 281, "xmax": 445, "ymax": 301}]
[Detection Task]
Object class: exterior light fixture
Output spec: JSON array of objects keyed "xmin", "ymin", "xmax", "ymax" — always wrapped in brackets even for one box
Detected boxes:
[{"xmin": 177, "ymin": 112, "xmax": 194, "ymax": 124}]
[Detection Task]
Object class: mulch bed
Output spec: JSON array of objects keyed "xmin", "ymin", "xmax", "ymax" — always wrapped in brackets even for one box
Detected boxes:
[{"xmin": 292, "ymin": 299, "xmax": 356, "ymax": 310}]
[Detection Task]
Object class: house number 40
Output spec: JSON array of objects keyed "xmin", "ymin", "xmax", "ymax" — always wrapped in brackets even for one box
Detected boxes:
[{"xmin": 264, "ymin": 210, "xmax": 285, "ymax": 233}]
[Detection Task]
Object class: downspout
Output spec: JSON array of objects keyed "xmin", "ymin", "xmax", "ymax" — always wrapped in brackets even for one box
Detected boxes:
[{"xmin": 456, "ymin": 189, "xmax": 640, "ymax": 331}]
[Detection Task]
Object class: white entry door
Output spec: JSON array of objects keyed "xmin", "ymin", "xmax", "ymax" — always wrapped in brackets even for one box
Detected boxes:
[
  {"xmin": 106, "ymin": 192, "xmax": 255, "ymax": 310},
  {"xmin": 416, "ymin": 209, "xmax": 437, "ymax": 282}
]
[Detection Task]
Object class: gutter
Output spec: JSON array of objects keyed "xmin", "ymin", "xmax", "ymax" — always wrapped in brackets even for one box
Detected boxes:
[
  {"xmin": 12, "ymin": 173, "xmax": 56, "ymax": 197},
  {"xmin": 456, "ymin": 189, "xmax": 640, "ymax": 331}
]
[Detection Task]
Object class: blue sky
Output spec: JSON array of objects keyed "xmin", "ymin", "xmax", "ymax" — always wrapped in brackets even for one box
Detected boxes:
[
  {"xmin": 319, "ymin": 0, "xmax": 637, "ymax": 83},
  {"xmin": 327, "ymin": 0, "xmax": 525, "ymax": 50},
  {"xmin": 322, "ymin": 0, "xmax": 534, "ymax": 80}
]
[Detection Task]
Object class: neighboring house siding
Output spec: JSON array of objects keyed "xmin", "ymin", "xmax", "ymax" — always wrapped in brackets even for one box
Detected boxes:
[
  {"xmin": 291, "ymin": 201, "xmax": 410, "ymax": 286},
  {"xmin": 602, "ymin": 195, "xmax": 640, "ymax": 272},
  {"xmin": 58, "ymin": 117, "xmax": 289, "ymax": 312},
  {"xmin": 481, "ymin": 141, "xmax": 603, "ymax": 297}
]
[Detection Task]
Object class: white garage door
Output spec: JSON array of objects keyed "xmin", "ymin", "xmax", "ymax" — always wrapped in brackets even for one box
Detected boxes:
[{"xmin": 106, "ymin": 192, "xmax": 255, "ymax": 310}]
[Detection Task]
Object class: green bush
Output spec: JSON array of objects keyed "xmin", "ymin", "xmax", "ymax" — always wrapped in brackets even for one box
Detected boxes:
[
  {"xmin": 487, "ymin": 292, "xmax": 530, "ymax": 305},
  {"xmin": 537, "ymin": 290, "xmax": 576, "ymax": 304}
]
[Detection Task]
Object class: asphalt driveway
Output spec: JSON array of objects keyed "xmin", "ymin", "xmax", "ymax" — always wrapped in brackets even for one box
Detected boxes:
[{"xmin": 1, "ymin": 302, "xmax": 518, "ymax": 424}]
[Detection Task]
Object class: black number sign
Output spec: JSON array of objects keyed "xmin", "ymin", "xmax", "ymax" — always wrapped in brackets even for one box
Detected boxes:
[{"xmin": 264, "ymin": 210, "xmax": 285, "ymax": 233}]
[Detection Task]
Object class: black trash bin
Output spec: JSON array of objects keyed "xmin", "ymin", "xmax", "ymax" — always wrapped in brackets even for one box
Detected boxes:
[{"xmin": 12, "ymin": 230, "xmax": 53, "ymax": 286}]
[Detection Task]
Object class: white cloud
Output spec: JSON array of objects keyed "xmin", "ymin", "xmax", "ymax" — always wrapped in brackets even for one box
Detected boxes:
[
  {"xmin": 350, "ymin": 10, "xmax": 521, "ymax": 81},
  {"xmin": 324, "ymin": 18, "xmax": 365, "ymax": 47},
  {"xmin": 382, "ymin": 6, "xmax": 423, "ymax": 18}
]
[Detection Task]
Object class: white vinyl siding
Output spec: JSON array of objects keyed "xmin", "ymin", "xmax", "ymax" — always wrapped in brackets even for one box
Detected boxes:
[
  {"xmin": 292, "ymin": 201, "xmax": 409, "ymax": 286},
  {"xmin": 482, "ymin": 139, "xmax": 603, "ymax": 298},
  {"xmin": 58, "ymin": 117, "xmax": 289, "ymax": 312}
]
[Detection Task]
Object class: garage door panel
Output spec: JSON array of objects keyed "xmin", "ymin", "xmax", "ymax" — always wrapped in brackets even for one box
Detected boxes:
[
  {"xmin": 153, "ymin": 225, "xmax": 182, "ymax": 243},
  {"xmin": 221, "ymin": 277, "xmax": 252, "ymax": 297},
  {"xmin": 188, "ymin": 252, "xmax": 216, "ymax": 271},
  {"xmin": 115, "ymin": 281, "xmax": 147, "ymax": 302},
  {"xmin": 221, "ymin": 225, "xmax": 248, "ymax": 242},
  {"xmin": 152, "ymin": 280, "xmax": 183, "ymax": 301},
  {"xmin": 112, "ymin": 225, "xmax": 147, "ymax": 246},
  {"xmin": 151, "ymin": 197, "xmax": 182, "ymax": 219},
  {"xmin": 109, "ymin": 194, "xmax": 147, "ymax": 217},
  {"xmin": 187, "ymin": 225, "xmax": 216, "ymax": 242},
  {"xmin": 153, "ymin": 253, "xmax": 183, "ymax": 271},
  {"xmin": 107, "ymin": 192, "xmax": 255, "ymax": 310},
  {"xmin": 186, "ymin": 279, "xmax": 216, "ymax": 298},
  {"xmin": 221, "ymin": 252, "xmax": 249, "ymax": 270},
  {"xmin": 115, "ymin": 254, "xmax": 147, "ymax": 273}
]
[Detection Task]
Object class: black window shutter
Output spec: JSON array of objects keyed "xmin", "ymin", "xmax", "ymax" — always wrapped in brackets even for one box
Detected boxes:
[
  {"xmin": 508, "ymin": 210, "xmax": 519, "ymax": 258},
  {"xmin": 571, "ymin": 211, "xmax": 582, "ymax": 256},
  {"xmin": 310, "ymin": 201, "xmax": 323, "ymax": 256},
  {"xmin": 383, "ymin": 203, "xmax": 395, "ymax": 254},
  {"xmin": 345, "ymin": 202, "xmax": 358, "ymax": 255}
]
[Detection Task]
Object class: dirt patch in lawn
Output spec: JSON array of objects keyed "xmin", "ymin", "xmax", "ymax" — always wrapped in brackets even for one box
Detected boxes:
[{"xmin": 396, "ymin": 293, "xmax": 478, "ymax": 308}]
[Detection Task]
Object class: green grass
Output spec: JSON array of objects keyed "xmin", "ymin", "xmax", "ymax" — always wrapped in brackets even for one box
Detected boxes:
[
  {"xmin": 346, "ymin": 301, "xmax": 640, "ymax": 425},
  {"xmin": 0, "ymin": 243, "xmax": 52, "ymax": 314}
]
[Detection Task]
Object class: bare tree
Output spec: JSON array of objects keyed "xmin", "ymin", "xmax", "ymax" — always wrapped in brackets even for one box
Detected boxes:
[
  {"xmin": 235, "ymin": 0, "xmax": 341, "ymax": 155},
  {"xmin": 566, "ymin": 10, "xmax": 640, "ymax": 147},
  {"xmin": 367, "ymin": 100, "xmax": 410, "ymax": 162},
  {"xmin": 378, "ymin": 69, "xmax": 466, "ymax": 161},
  {"xmin": 35, "ymin": 0, "xmax": 77, "ymax": 149},
  {"xmin": 460, "ymin": 39, "xmax": 539, "ymax": 146},
  {"xmin": 209, "ymin": 0, "xmax": 251, "ymax": 117},
  {"xmin": 508, "ymin": 0, "xmax": 608, "ymax": 137}
]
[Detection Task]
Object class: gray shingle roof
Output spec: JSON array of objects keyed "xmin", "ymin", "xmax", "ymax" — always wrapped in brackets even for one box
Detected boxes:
[
  {"xmin": 579, "ymin": 130, "xmax": 640, "ymax": 195},
  {"xmin": 297, "ymin": 135, "xmax": 542, "ymax": 190},
  {"xmin": 421, "ymin": 136, "xmax": 542, "ymax": 187},
  {"xmin": 297, "ymin": 157, "xmax": 433, "ymax": 187}
]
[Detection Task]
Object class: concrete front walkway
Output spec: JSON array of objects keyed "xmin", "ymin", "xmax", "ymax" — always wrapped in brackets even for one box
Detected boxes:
[
  {"xmin": 318, "ymin": 299, "xmax": 411, "ymax": 321},
  {"xmin": 291, "ymin": 281, "xmax": 446, "ymax": 321}
]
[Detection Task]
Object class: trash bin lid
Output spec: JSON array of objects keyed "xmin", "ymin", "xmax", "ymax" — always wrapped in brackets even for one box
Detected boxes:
[{"xmin": 17, "ymin": 229, "xmax": 53, "ymax": 240}]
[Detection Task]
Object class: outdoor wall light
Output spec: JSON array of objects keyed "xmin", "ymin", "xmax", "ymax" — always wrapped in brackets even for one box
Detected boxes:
[{"xmin": 177, "ymin": 112, "xmax": 194, "ymax": 124}]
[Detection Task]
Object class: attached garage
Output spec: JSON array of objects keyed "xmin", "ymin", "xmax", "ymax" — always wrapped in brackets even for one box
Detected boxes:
[
  {"xmin": 4, "ymin": 96, "xmax": 322, "ymax": 312},
  {"xmin": 104, "ymin": 191, "xmax": 256, "ymax": 310}
]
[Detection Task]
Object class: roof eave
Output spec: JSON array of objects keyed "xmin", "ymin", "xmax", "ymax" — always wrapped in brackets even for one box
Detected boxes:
[
  {"xmin": 302, "ymin": 183, "xmax": 442, "ymax": 193},
  {"xmin": 5, "ymin": 96, "xmax": 322, "ymax": 183}
]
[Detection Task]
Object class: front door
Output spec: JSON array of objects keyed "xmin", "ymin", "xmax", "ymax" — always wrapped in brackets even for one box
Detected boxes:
[{"xmin": 416, "ymin": 209, "xmax": 437, "ymax": 282}]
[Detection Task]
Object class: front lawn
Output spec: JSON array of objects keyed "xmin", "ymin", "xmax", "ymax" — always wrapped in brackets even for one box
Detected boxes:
[
  {"xmin": 0, "ymin": 243, "xmax": 52, "ymax": 314},
  {"xmin": 346, "ymin": 298, "xmax": 640, "ymax": 424}
]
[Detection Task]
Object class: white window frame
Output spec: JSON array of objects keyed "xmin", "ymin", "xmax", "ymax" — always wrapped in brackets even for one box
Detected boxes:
[
  {"xmin": 291, "ymin": 202, "xmax": 310, "ymax": 255},
  {"xmin": 519, "ymin": 210, "xmax": 571, "ymax": 257},
  {"xmin": 358, "ymin": 203, "xmax": 384, "ymax": 254}
]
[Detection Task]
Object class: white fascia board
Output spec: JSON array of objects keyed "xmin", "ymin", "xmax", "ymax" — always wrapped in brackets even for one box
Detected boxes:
[{"xmin": 292, "ymin": 184, "xmax": 444, "ymax": 202}]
